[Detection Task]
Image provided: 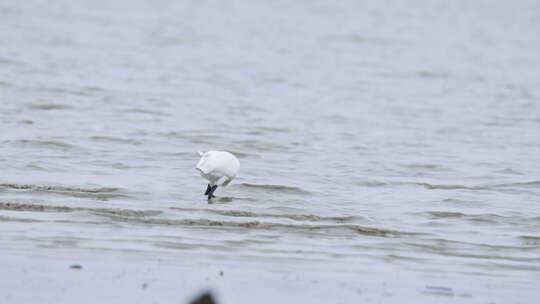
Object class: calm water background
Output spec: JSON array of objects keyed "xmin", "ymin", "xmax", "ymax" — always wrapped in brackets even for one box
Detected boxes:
[{"xmin": 1, "ymin": 0, "xmax": 540, "ymax": 303}]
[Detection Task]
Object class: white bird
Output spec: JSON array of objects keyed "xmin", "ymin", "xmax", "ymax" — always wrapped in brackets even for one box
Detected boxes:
[{"xmin": 196, "ymin": 150, "xmax": 240, "ymax": 200}]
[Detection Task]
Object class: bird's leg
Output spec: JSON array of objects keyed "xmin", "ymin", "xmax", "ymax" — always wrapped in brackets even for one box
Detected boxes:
[
  {"xmin": 204, "ymin": 184, "xmax": 211, "ymax": 195},
  {"xmin": 207, "ymin": 185, "xmax": 218, "ymax": 200}
]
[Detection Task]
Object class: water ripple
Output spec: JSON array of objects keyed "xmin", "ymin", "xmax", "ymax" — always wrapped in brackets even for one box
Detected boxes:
[
  {"xmin": 237, "ymin": 183, "xmax": 311, "ymax": 194},
  {"xmin": 171, "ymin": 207, "xmax": 364, "ymax": 223},
  {"xmin": 96, "ymin": 212, "xmax": 406, "ymax": 237},
  {"xmin": 0, "ymin": 183, "xmax": 130, "ymax": 200},
  {"xmin": 0, "ymin": 202, "xmax": 161, "ymax": 217}
]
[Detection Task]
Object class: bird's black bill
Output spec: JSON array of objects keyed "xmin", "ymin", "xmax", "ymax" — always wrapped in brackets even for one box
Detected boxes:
[
  {"xmin": 207, "ymin": 185, "xmax": 218, "ymax": 200},
  {"xmin": 204, "ymin": 184, "xmax": 211, "ymax": 195}
]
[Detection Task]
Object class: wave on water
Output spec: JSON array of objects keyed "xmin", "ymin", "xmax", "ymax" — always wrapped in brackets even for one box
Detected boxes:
[
  {"xmin": 89, "ymin": 136, "xmax": 143, "ymax": 145},
  {"xmin": 221, "ymin": 150, "xmax": 254, "ymax": 158},
  {"xmin": 0, "ymin": 201, "xmax": 401, "ymax": 237},
  {"xmin": 27, "ymin": 103, "xmax": 74, "ymax": 111},
  {"xmin": 417, "ymin": 183, "xmax": 484, "ymax": 190},
  {"xmin": 0, "ymin": 183, "xmax": 118, "ymax": 193},
  {"xmin": 356, "ymin": 180, "xmax": 540, "ymax": 192},
  {"xmin": 0, "ymin": 202, "xmax": 161, "ymax": 217},
  {"xmin": 494, "ymin": 181, "xmax": 540, "ymax": 188},
  {"xmin": 171, "ymin": 207, "xmax": 363, "ymax": 223},
  {"xmin": 402, "ymin": 238, "xmax": 540, "ymax": 265},
  {"xmin": 120, "ymin": 108, "xmax": 170, "ymax": 117},
  {"xmin": 424, "ymin": 210, "xmax": 540, "ymax": 227},
  {"xmin": 0, "ymin": 183, "xmax": 129, "ymax": 200},
  {"xmin": 237, "ymin": 183, "xmax": 311, "ymax": 194},
  {"xmin": 416, "ymin": 181, "xmax": 540, "ymax": 193},
  {"xmin": 519, "ymin": 235, "xmax": 540, "ymax": 246},
  {"xmin": 97, "ymin": 212, "xmax": 411, "ymax": 237},
  {"xmin": 5, "ymin": 139, "xmax": 80, "ymax": 150},
  {"xmin": 0, "ymin": 215, "xmax": 42, "ymax": 223}
]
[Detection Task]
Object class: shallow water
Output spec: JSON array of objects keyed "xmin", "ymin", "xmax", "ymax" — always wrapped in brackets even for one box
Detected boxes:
[{"xmin": 1, "ymin": 0, "xmax": 540, "ymax": 302}]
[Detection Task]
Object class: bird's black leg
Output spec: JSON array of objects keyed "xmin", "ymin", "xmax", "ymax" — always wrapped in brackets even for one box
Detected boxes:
[
  {"xmin": 207, "ymin": 185, "xmax": 218, "ymax": 200},
  {"xmin": 204, "ymin": 184, "xmax": 211, "ymax": 195}
]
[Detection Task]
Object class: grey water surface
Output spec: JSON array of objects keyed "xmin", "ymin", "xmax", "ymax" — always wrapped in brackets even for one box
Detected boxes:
[{"xmin": 1, "ymin": 0, "xmax": 540, "ymax": 303}]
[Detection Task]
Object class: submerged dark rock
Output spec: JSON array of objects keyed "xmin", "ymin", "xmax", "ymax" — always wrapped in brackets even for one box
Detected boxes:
[
  {"xmin": 190, "ymin": 292, "xmax": 216, "ymax": 304},
  {"xmin": 69, "ymin": 264, "xmax": 82, "ymax": 270}
]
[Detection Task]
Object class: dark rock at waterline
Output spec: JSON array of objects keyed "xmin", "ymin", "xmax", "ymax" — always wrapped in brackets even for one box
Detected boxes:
[
  {"xmin": 190, "ymin": 292, "xmax": 216, "ymax": 304},
  {"xmin": 69, "ymin": 264, "xmax": 82, "ymax": 270}
]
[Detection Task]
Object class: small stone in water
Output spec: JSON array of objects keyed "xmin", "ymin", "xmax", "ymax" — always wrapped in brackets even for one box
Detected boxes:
[{"xmin": 69, "ymin": 264, "xmax": 82, "ymax": 270}]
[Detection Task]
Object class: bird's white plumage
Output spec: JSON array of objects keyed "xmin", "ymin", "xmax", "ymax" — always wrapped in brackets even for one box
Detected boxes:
[{"xmin": 196, "ymin": 151, "xmax": 240, "ymax": 187}]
